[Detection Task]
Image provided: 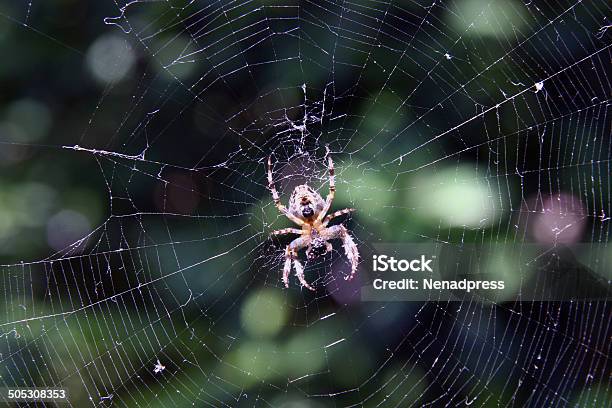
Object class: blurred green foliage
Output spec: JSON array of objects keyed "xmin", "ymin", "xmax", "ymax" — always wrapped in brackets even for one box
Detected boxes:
[{"xmin": 0, "ymin": 0, "xmax": 609, "ymax": 406}]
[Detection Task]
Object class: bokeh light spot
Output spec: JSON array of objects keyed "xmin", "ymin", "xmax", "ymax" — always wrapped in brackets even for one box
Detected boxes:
[
  {"xmin": 282, "ymin": 331, "xmax": 326, "ymax": 377},
  {"xmin": 530, "ymin": 193, "xmax": 586, "ymax": 244},
  {"xmin": 5, "ymin": 98, "xmax": 52, "ymax": 142},
  {"xmin": 86, "ymin": 34, "xmax": 136, "ymax": 84},
  {"xmin": 46, "ymin": 209, "xmax": 92, "ymax": 252},
  {"xmin": 409, "ymin": 166, "xmax": 501, "ymax": 228},
  {"xmin": 221, "ymin": 341, "xmax": 282, "ymax": 387},
  {"xmin": 240, "ymin": 288, "xmax": 288, "ymax": 338},
  {"xmin": 0, "ymin": 122, "xmax": 29, "ymax": 165},
  {"xmin": 447, "ymin": 0, "xmax": 528, "ymax": 39}
]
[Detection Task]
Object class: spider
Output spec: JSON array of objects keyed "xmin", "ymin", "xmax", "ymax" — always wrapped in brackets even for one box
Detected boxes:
[{"xmin": 267, "ymin": 150, "xmax": 359, "ymax": 290}]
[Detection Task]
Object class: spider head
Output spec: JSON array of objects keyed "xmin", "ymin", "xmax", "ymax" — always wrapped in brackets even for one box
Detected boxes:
[{"xmin": 289, "ymin": 184, "xmax": 324, "ymax": 221}]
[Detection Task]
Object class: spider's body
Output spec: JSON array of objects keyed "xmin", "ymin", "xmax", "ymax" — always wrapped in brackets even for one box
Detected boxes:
[
  {"xmin": 288, "ymin": 185, "xmax": 324, "ymax": 221},
  {"xmin": 267, "ymin": 151, "xmax": 359, "ymax": 290},
  {"xmin": 307, "ymin": 235, "xmax": 329, "ymax": 260}
]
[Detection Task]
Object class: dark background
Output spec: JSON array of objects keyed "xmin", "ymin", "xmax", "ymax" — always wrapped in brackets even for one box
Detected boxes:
[{"xmin": 0, "ymin": 0, "xmax": 610, "ymax": 406}]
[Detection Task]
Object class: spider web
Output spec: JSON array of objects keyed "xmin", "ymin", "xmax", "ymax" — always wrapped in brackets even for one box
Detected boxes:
[{"xmin": 0, "ymin": 0, "xmax": 610, "ymax": 406}]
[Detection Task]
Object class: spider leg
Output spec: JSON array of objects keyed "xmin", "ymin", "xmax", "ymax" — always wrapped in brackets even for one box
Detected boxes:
[
  {"xmin": 268, "ymin": 156, "xmax": 305, "ymax": 226},
  {"xmin": 293, "ymin": 257, "xmax": 314, "ymax": 291},
  {"xmin": 271, "ymin": 228, "xmax": 302, "ymax": 236},
  {"xmin": 316, "ymin": 147, "xmax": 335, "ymax": 222},
  {"xmin": 282, "ymin": 248, "xmax": 292, "ymax": 288},
  {"xmin": 283, "ymin": 236, "xmax": 314, "ymax": 290},
  {"xmin": 323, "ymin": 208, "xmax": 356, "ymax": 226},
  {"xmin": 321, "ymin": 225, "xmax": 359, "ymax": 281}
]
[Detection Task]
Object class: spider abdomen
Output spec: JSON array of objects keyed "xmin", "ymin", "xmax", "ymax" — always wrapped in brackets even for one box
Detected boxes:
[{"xmin": 307, "ymin": 237, "xmax": 329, "ymax": 260}]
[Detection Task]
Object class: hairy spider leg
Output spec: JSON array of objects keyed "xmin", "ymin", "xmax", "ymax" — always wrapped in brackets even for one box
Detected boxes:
[
  {"xmin": 293, "ymin": 256, "xmax": 314, "ymax": 291},
  {"xmin": 321, "ymin": 224, "xmax": 359, "ymax": 281},
  {"xmin": 283, "ymin": 237, "xmax": 315, "ymax": 291},
  {"xmin": 323, "ymin": 208, "xmax": 356, "ymax": 226},
  {"xmin": 271, "ymin": 228, "xmax": 302, "ymax": 236},
  {"xmin": 268, "ymin": 156, "xmax": 305, "ymax": 226}
]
